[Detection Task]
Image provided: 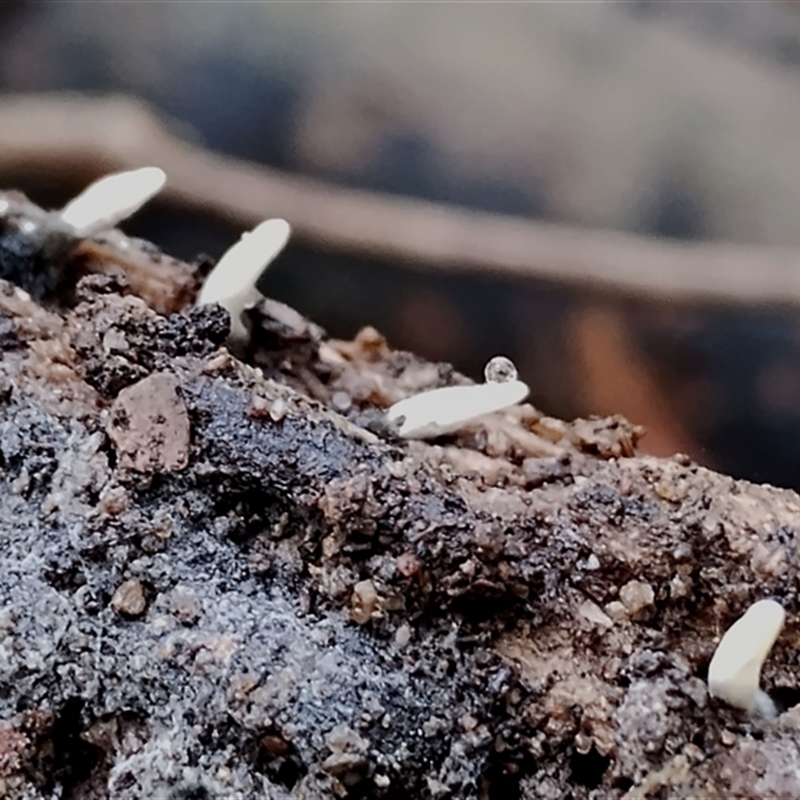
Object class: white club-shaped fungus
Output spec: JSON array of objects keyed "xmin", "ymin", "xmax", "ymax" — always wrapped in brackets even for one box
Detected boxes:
[
  {"xmin": 58, "ymin": 167, "xmax": 166, "ymax": 238},
  {"xmin": 386, "ymin": 355, "xmax": 529, "ymax": 439},
  {"xmin": 197, "ymin": 218, "xmax": 291, "ymax": 341},
  {"xmin": 707, "ymin": 598, "xmax": 785, "ymax": 718}
]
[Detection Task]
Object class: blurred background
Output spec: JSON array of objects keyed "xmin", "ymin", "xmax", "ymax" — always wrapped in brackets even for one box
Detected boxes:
[{"xmin": 3, "ymin": 1, "xmax": 800, "ymax": 487}]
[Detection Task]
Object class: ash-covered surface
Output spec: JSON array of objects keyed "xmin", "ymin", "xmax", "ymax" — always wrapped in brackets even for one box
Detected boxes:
[{"xmin": 1, "ymin": 197, "xmax": 800, "ymax": 799}]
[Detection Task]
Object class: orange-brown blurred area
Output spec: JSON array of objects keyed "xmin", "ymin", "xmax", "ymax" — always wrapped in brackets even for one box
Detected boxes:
[{"xmin": 3, "ymin": 1, "xmax": 800, "ymax": 486}]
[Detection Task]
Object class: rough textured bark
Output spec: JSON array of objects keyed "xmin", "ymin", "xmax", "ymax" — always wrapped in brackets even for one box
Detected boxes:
[{"xmin": 1, "ymin": 194, "xmax": 800, "ymax": 799}]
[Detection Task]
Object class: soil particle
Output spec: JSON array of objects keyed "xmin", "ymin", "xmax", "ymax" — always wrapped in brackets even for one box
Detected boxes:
[
  {"xmin": 106, "ymin": 371, "xmax": 190, "ymax": 472},
  {"xmin": 618, "ymin": 579, "xmax": 656, "ymax": 620},
  {"xmin": 350, "ymin": 579, "xmax": 379, "ymax": 625},
  {"xmin": 110, "ymin": 579, "xmax": 147, "ymax": 618}
]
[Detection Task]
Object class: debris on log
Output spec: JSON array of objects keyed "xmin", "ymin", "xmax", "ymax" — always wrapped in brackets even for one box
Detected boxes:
[{"xmin": 1, "ymin": 191, "xmax": 800, "ymax": 799}]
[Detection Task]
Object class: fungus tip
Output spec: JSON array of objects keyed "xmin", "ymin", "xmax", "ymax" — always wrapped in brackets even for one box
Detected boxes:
[
  {"xmin": 707, "ymin": 598, "xmax": 785, "ymax": 717},
  {"xmin": 197, "ymin": 218, "xmax": 291, "ymax": 341},
  {"xmin": 58, "ymin": 167, "xmax": 167, "ymax": 238}
]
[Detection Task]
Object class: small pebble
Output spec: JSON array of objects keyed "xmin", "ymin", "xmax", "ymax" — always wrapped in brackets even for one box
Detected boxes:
[
  {"xmin": 354, "ymin": 326, "xmax": 388, "ymax": 359},
  {"xmin": 351, "ymin": 580, "xmax": 378, "ymax": 625},
  {"xmin": 98, "ymin": 485, "xmax": 129, "ymax": 516},
  {"xmin": 721, "ymin": 730, "xmax": 736, "ymax": 747},
  {"xmin": 604, "ymin": 601, "xmax": 628, "ymax": 622},
  {"xmin": 248, "ymin": 392, "xmax": 271, "ymax": 418},
  {"xmin": 394, "ymin": 623, "xmax": 411, "ymax": 649},
  {"xmin": 672, "ymin": 543, "xmax": 692, "ymax": 561},
  {"xmin": 321, "ymin": 751, "xmax": 367, "ymax": 777},
  {"xmin": 203, "ymin": 349, "xmax": 232, "ymax": 374},
  {"xmin": 460, "ymin": 714, "xmax": 478, "ymax": 732},
  {"xmin": 578, "ymin": 600, "xmax": 613, "ymax": 630},
  {"xmin": 619, "ymin": 579, "xmax": 655, "ymax": 619},
  {"xmin": 669, "ymin": 574, "xmax": 690, "ymax": 599},
  {"xmin": 396, "ymin": 553, "xmax": 422, "ymax": 577},
  {"xmin": 331, "ymin": 391, "xmax": 352, "ymax": 413},
  {"xmin": 269, "ymin": 398, "xmax": 287, "ymax": 422},
  {"xmin": 111, "ymin": 578, "xmax": 147, "ymax": 617},
  {"xmin": 683, "ymin": 742, "xmax": 704, "ymax": 762},
  {"xmin": 11, "ymin": 472, "xmax": 29, "ymax": 495}
]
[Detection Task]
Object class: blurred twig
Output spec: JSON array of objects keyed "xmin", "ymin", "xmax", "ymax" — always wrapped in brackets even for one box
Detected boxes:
[
  {"xmin": 1, "ymin": 93, "xmax": 800, "ymax": 306},
  {"xmin": 568, "ymin": 303, "xmax": 702, "ymax": 461}
]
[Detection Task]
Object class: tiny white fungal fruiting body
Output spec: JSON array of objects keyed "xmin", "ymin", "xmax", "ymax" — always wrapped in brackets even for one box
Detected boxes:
[
  {"xmin": 197, "ymin": 219, "xmax": 291, "ymax": 341},
  {"xmin": 707, "ymin": 598, "xmax": 785, "ymax": 718},
  {"xmin": 386, "ymin": 356, "xmax": 529, "ymax": 439},
  {"xmin": 58, "ymin": 167, "xmax": 167, "ymax": 238}
]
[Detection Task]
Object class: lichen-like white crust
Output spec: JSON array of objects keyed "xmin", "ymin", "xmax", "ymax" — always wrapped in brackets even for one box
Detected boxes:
[
  {"xmin": 197, "ymin": 218, "xmax": 291, "ymax": 342},
  {"xmin": 707, "ymin": 598, "xmax": 785, "ymax": 718},
  {"xmin": 58, "ymin": 167, "xmax": 166, "ymax": 238},
  {"xmin": 386, "ymin": 375, "xmax": 529, "ymax": 439}
]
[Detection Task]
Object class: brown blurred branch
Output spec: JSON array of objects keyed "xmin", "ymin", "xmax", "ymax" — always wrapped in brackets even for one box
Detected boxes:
[
  {"xmin": 1, "ymin": 93, "xmax": 799, "ymax": 306},
  {"xmin": 568, "ymin": 303, "xmax": 703, "ymax": 462}
]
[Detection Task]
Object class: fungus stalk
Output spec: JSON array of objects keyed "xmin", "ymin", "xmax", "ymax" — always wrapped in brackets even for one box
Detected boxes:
[
  {"xmin": 197, "ymin": 218, "xmax": 291, "ymax": 342},
  {"xmin": 707, "ymin": 598, "xmax": 785, "ymax": 718},
  {"xmin": 386, "ymin": 355, "xmax": 529, "ymax": 439}
]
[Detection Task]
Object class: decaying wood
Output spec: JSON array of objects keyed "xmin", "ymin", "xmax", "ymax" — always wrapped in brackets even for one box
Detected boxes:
[
  {"xmin": 3, "ymin": 93, "xmax": 800, "ymax": 307},
  {"xmin": 2, "ymin": 193, "xmax": 800, "ymax": 798}
]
